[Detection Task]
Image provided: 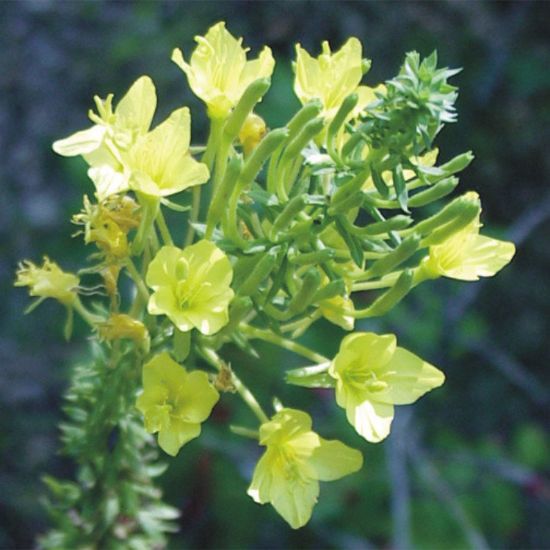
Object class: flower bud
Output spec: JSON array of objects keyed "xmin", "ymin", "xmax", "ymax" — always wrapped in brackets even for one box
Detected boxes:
[{"xmin": 239, "ymin": 113, "xmax": 267, "ymax": 156}]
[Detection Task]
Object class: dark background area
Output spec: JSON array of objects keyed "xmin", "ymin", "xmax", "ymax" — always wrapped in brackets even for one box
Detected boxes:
[{"xmin": 1, "ymin": 1, "xmax": 549, "ymax": 548}]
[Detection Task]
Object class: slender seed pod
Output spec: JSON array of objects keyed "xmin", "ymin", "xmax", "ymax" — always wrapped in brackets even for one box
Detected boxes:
[
  {"xmin": 288, "ymin": 269, "xmax": 321, "ymax": 315},
  {"xmin": 364, "ymin": 234, "xmax": 420, "ymax": 278},
  {"xmin": 224, "ymin": 78, "xmax": 271, "ymax": 140},
  {"xmin": 408, "ymin": 177, "xmax": 458, "ymax": 207},
  {"xmin": 239, "ymin": 128, "xmax": 289, "ymax": 188},
  {"xmin": 354, "ymin": 269, "xmax": 414, "ymax": 318},
  {"xmin": 238, "ymin": 249, "xmax": 279, "ymax": 296}
]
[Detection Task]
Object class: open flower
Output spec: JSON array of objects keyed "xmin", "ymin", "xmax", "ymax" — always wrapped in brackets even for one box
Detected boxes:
[
  {"xmin": 294, "ymin": 38, "xmax": 372, "ymax": 120},
  {"xmin": 53, "ymin": 76, "xmax": 157, "ymax": 199},
  {"xmin": 330, "ymin": 332, "xmax": 444, "ymax": 443},
  {"xmin": 136, "ymin": 352, "xmax": 219, "ymax": 456},
  {"xmin": 15, "ymin": 257, "xmax": 79, "ymax": 306},
  {"xmin": 172, "ymin": 22, "xmax": 275, "ymax": 119},
  {"xmin": 248, "ymin": 408, "xmax": 362, "ymax": 529},
  {"xmin": 421, "ymin": 193, "xmax": 515, "ymax": 281},
  {"xmin": 146, "ymin": 240, "xmax": 234, "ymax": 335},
  {"xmin": 127, "ymin": 107, "xmax": 209, "ymax": 197}
]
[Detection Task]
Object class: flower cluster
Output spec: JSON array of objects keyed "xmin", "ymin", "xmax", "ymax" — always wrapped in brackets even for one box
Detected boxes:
[{"xmin": 16, "ymin": 21, "xmax": 515, "ymax": 542}]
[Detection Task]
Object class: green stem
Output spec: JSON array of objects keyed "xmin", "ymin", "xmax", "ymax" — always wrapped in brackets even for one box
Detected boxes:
[
  {"xmin": 352, "ymin": 272, "xmax": 401, "ymax": 291},
  {"xmin": 125, "ymin": 259, "xmax": 150, "ymax": 303},
  {"xmin": 156, "ymin": 207, "xmax": 173, "ymax": 246},
  {"xmin": 184, "ymin": 186, "xmax": 201, "ymax": 247},
  {"xmin": 200, "ymin": 347, "xmax": 269, "ymax": 424},
  {"xmin": 240, "ymin": 324, "xmax": 328, "ymax": 364},
  {"xmin": 73, "ymin": 297, "xmax": 103, "ymax": 327},
  {"xmin": 230, "ymin": 425, "xmax": 260, "ymax": 440}
]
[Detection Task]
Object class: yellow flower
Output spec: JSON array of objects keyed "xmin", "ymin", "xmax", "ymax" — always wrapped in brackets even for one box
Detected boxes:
[
  {"xmin": 127, "ymin": 107, "xmax": 209, "ymax": 197},
  {"xmin": 421, "ymin": 193, "xmax": 515, "ymax": 281},
  {"xmin": 53, "ymin": 76, "xmax": 157, "ymax": 199},
  {"xmin": 15, "ymin": 257, "xmax": 79, "ymax": 306},
  {"xmin": 136, "ymin": 352, "xmax": 219, "ymax": 456},
  {"xmin": 294, "ymin": 38, "xmax": 370, "ymax": 119},
  {"xmin": 172, "ymin": 22, "xmax": 275, "ymax": 119},
  {"xmin": 329, "ymin": 332, "xmax": 444, "ymax": 443},
  {"xmin": 248, "ymin": 408, "xmax": 362, "ymax": 529},
  {"xmin": 146, "ymin": 240, "xmax": 234, "ymax": 335}
]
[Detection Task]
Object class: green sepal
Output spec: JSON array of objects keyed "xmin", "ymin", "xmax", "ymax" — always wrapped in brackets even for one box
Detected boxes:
[{"xmin": 285, "ymin": 362, "xmax": 334, "ymax": 388}]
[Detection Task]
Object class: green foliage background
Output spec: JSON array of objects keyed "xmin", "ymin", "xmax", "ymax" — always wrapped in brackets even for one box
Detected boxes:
[{"xmin": 1, "ymin": 1, "xmax": 549, "ymax": 548}]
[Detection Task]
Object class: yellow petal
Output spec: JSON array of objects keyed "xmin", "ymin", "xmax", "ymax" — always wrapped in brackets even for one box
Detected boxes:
[
  {"xmin": 87, "ymin": 165, "xmax": 130, "ymax": 200},
  {"xmin": 145, "ymin": 246, "xmax": 182, "ymax": 289},
  {"xmin": 157, "ymin": 419, "xmax": 201, "ymax": 456},
  {"xmin": 52, "ymin": 125, "xmax": 106, "ymax": 156},
  {"xmin": 141, "ymin": 352, "xmax": 187, "ymax": 390},
  {"xmin": 346, "ymin": 394, "xmax": 394, "ymax": 443},
  {"xmin": 130, "ymin": 108, "xmax": 209, "ymax": 196},
  {"xmin": 445, "ymin": 234, "xmax": 515, "ymax": 281},
  {"xmin": 115, "ymin": 75, "xmax": 157, "ymax": 134},
  {"xmin": 375, "ymin": 347, "xmax": 445, "ymax": 405},
  {"xmin": 269, "ymin": 472, "xmax": 319, "ymax": 529},
  {"xmin": 177, "ymin": 371, "xmax": 219, "ymax": 422},
  {"xmin": 309, "ymin": 438, "xmax": 363, "ymax": 481}
]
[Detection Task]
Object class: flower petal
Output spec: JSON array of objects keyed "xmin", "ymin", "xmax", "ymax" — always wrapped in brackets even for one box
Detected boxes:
[
  {"xmin": 157, "ymin": 419, "xmax": 201, "ymax": 456},
  {"xmin": 178, "ymin": 370, "xmax": 219, "ymax": 423},
  {"xmin": 309, "ymin": 438, "xmax": 363, "ymax": 481},
  {"xmin": 446, "ymin": 234, "xmax": 515, "ymax": 281},
  {"xmin": 346, "ymin": 394, "xmax": 394, "ymax": 443},
  {"xmin": 115, "ymin": 75, "xmax": 157, "ymax": 134},
  {"xmin": 375, "ymin": 347, "xmax": 445, "ymax": 405},
  {"xmin": 52, "ymin": 125, "xmax": 106, "ymax": 156},
  {"xmin": 270, "ymin": 473, "xmax": 320, "ymax": 529},
  {"xmin": 145, "ymin": 246, "xmax": 182, "ymax": 289}
]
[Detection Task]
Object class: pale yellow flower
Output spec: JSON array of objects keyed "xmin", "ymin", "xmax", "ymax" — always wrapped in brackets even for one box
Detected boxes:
[
  {"xmin": 146, "ymin": 241, "xmax": 234, "ymax": 335},
  {"xmin": 248, "ymin": 408, "xmax": 362, "ymax": 529},
  {"xmin": 128, "ymin": 107, "xmax": 209, "ymax": 197},
  {"xmin": 294, "ymin": 38, "xmax": 371, "ymax": 120},
  {"xmin": 172, "ymin": 22, "xmax": 275, "ymax": 119},
  {"xmin": 136, "ymin": 352, "xmax": 219, "ymax": 456},
  {"xmin": 53, "ymin": 76, "xmax": 157, "ymax": 198},
  {"xmin": 421, "ymin": 192, "xmax": 515, "ymax": 281},
  {"xmin": 330, "ymin": 332, "xmax": 444, "ymax": 442}
]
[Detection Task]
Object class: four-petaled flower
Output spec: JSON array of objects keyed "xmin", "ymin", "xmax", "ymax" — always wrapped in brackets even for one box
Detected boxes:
[
  {"xmin": 136, "ymin": 352, "xmax": 219, "ymax": 456},
  {"xmin": 421, "ymin": 192, "xmax": 516, "ymax": 281},
  {"xmin": 294, "ymin": 38, "xmax": 375, "ymax": 120},
  {"xmin": 53, "ymin": 76, "xmax": 157, "ymax": 199},
  {"xmin": 172, "ymin": 22, "xmax": 275, "ymax": 119},
  {"xmin": 329, "ymin": 332, "xmax": 445, "ymax": 442},
  {"xmin": 248, "ymin": 408, "xmax": 363, "ymax": 529},
  {"xmin": 146, "ymin": 240, "xmax": 234, "ymax": 335}
]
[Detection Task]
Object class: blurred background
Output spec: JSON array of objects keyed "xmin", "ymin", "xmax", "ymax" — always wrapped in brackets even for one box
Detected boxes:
[{"xmin": 1, "ymin": 1, "xmax": 549, "ymax": 548}]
